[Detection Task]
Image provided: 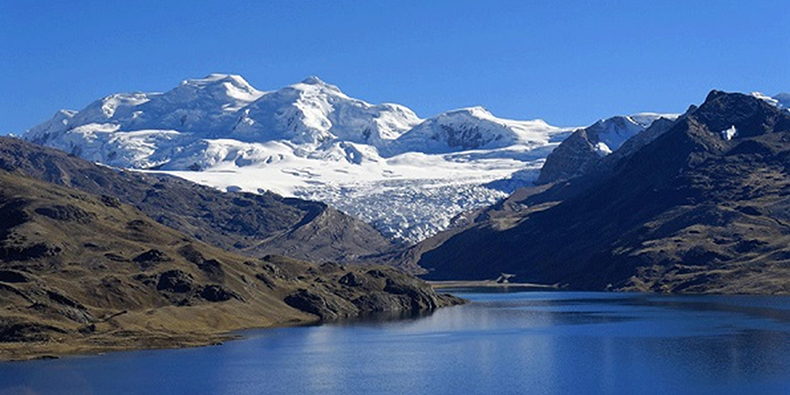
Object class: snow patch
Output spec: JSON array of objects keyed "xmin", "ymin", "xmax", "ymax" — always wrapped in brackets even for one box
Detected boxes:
[
  {"xmin": 594, "ymin": 142, "xmax": 612, "ymax": 156},
  {"xmin": 721, "ymin": 125, "xmax": 737, "ymax": 141}
]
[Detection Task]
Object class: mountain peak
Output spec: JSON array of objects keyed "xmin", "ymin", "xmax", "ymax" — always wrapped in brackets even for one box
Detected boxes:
[
  {"xmin": 701, "ymin": 89, "xmax": 776, "ymax": 110},
  {"xmin": 441, "ymin": 106, "xmax": 493, "ymax": 119},
  {"xmin": 689, "ymin": 90, "xmax": 790, "ymax": 143},
  {"xmin": 295, "ymin": 76, "xmax": 343, "ymax": 94},
  {"xmin": 183, "ymin": 73, "xmax": 254, "ymax": 89},
  {"xmin": 171, "ymin": 73, "xmax": 263, "ymax": 106},
  {"xmin": 301, "ymin": 75, "xmax": 327, "ymax": 85},
  {"xmin": 704, "ymin": 89, "xmax": 728, "ymax": 103},
  {"xmin": 701, "ymin": 90, "xmax": 770, "ymax": 110}
]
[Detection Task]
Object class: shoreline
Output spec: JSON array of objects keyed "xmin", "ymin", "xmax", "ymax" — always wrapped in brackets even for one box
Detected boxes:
[
  {"xmin": 429, "ymin": 280, "xmax": 558, "ymax": 289},
  {"xmin": 0, "ymin": 296, "xmax": 465, "ymax": 363},
  {"xmin": 2, "ymin": 279, "xmax": 557, "ymax": 362},
  {"xmin": 0, "ymin": 318, "xmax": 311, "ymax": 363}
]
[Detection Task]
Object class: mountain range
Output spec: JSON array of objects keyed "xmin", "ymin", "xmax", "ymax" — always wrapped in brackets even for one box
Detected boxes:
[
  {"xmin": 414, "ymin": 90, "xmax": 790, "ymax": 294},
  {"xmin": 23, "ymin": 74, "xmax": 582, "ymax": 242},
  {"xmin": 34, "ymin": 75, "xmax": 773, "ymax": 243},
  {"xmin": 4, "ymin": 75, "xmax": 790, "ymax": 360}
]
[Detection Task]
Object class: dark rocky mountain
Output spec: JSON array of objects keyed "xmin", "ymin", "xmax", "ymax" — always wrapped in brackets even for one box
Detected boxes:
[
  {"xmin": 416, "ymin": 91, "xmax": 790, "ymax": 294},
  {"xmin": 534, "ymin": 127, "xmax": 604, "ymax": 185},
  {"xmin": 596, "ymin": 117, "xmax": 677, "ymax": 173},
  {"xmin": 536, "ymin": 115, "xmax": 676, "ymax": 185},
  {"xmin": 0, "ymin": 169, "xmax": 460, "ymax": 360},
  {"xmin": 0, "ymin": 137, "xmax": 395, "ymax": 264}
]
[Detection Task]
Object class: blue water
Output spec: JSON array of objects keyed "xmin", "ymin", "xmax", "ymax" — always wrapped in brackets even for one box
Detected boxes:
[{"xmin": 2, "ymin": 290, "xmax": 790, "ymax": 395}]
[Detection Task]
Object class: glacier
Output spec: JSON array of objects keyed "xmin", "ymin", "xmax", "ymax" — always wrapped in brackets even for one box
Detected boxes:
[{"xmin": 24, "ymin": 74, "xmax": 580, "ymax": 243}]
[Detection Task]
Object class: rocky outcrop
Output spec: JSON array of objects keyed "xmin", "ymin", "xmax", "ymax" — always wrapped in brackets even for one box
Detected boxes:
[
  {"xmin": 281, "ymin": 263, "xmax": 460, "ymax": 320},
  {"xmin": 284, "ymin": 289, "xmax": 356, "ymax": 320},
  {"xmin": 536, "ymin": 115, "xmax": 675, "ymax": 185},
  {"xmin": 199, "ymin": 285, "xmax": 238, "ymax": 302},
  {"xmin": 156, "ymin": 270, "xmax": 195, "ymax": 293},
  {"xmin": 0, "ymin": 321, "xmax": 67, "ymax": 343},
  {"xmin": 536, "ymin": 128, "xmax": 602, "ymax": 185}
]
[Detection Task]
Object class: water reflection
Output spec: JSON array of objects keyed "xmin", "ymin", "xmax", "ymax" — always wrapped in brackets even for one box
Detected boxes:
[{"xmin": 1, "ymin": 291, "xmax": 789, "ymax": 395}]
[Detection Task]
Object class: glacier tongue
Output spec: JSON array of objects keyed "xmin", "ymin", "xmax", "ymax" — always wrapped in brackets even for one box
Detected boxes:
[
  {"xmin": 154, "ymin": 138, "xmax": 541, "ymax": 243},
  {"xmin": 23, "ymin": 74, "xmax": 575, "ymax": 243}
]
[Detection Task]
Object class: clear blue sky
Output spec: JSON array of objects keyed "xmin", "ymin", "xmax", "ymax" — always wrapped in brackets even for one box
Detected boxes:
[{"xmin": 1, "ymin": 0, "xmax": 788, "ymax": 134}]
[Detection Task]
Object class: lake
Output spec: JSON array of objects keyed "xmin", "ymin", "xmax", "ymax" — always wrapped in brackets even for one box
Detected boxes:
[{"xmin": 1, "ymin": 290, "xmax": 789, "ymax": 395}]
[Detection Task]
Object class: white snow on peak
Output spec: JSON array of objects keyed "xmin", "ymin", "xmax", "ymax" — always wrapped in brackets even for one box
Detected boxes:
[
  {"xmin": 26, "ymin": 74, "xmax": 268, "ymax": 144},
  {"xmin": 230, "ymin": 76, "xmax": 422, "ymax": 146},
  {"xmin": 751, "ymin": 92, "xmax": 780, "ymax": 108},
  {"xmin": 585, "ymin": 113, "xmax": 678, "ymax": 154},
  {"xmin": 25, "ymin": 109, "xmax": 77, "ymax": 140},
  {"xmin": 629, "ymin": 112, "xmax": 679, "ymax": 127},
  {"xmin": 298, "ymin": 75, "xmax": 341, "ymax": 89},
  {"xmin": 176, "ymin": 74, "xmax": 264, "ymax": 108},
  {"xmin": 389, "ymin": 106, "xmax": 565, "ymax": 155},
  {"xmin": 23, "ymin": 74, "xmax": 584, "ymax": 242},
  {"xmin": 751, "ymin": 92, "xmax": 790, "ymax": 111}
]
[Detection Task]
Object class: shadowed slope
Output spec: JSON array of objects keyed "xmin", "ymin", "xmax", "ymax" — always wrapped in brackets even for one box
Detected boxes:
[{"xmin": 417, "ymin": 91, "xmax": 790, "ymax": 294}]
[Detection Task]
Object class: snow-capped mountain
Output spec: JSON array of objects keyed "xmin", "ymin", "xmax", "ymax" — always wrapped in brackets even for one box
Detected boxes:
[
  {"xmin": 24, "ymin": 74, "xmax": 577, "ymax": 242},
  {"xmin": 585, "ymin": 113, "xmax": 674, "ymax": 155},
  {"xmin": 28, "ymin": 74, "xmax": 263, "ymax": 141},
  {"xmin": 232, "ymin": 76, "xmax": 422, "ymax": 146},
  {"xmin": 386, "ymin": 106, "xmax": 561, "ymax": 155},
  {"xmin": 535, "ymin": 113, "xmax": 678, "ymax": 185}
]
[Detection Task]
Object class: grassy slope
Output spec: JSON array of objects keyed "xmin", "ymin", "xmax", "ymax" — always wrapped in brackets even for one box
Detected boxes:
[{"xmin": 0, "ymin": 171, "xmax": 461, "ymax": 361}]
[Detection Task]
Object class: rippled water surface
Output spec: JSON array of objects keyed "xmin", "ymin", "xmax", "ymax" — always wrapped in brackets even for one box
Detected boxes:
[{"xmin": 2, "ymin": 290, "xmax": 790, "ymax": 395}]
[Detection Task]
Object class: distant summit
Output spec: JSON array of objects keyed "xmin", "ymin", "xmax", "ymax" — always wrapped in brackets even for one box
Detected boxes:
[{"xmin": 536, "ymin": 113, "xmax": 678, "ymax": 185}]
